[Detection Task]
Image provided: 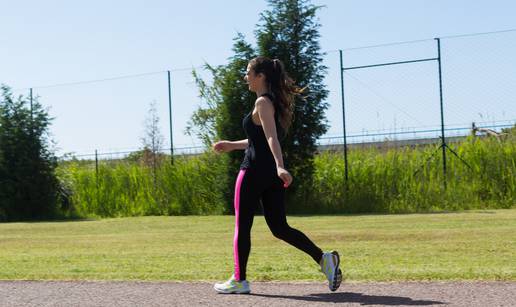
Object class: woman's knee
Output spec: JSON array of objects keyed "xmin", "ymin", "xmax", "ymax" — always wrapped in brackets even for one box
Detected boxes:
[{"xmin": 270, "ymin": 224, "xmax": 292, "ymax": 240}]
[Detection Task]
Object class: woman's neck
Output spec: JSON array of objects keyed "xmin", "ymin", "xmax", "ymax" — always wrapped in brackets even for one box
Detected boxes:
[{"xmin": 255, "ymin": 85, "xmax": 269, "ymax": 98}]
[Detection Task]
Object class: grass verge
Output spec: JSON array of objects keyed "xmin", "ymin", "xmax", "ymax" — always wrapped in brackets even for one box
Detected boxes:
[{"xmin": 1, "ymin": 209, "xmax": 514, "ymax": 282}]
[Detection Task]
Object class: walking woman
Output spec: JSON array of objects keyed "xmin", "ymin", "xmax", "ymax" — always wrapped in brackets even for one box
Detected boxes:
[{"xmin": 212, "ymin": 56, "xmax": 342, "ymax": 294}]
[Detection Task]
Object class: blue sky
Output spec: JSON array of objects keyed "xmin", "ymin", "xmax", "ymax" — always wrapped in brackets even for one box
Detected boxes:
[{"xmin": 1, "ymin": 0, "xmax": 515, "ymax": 157}]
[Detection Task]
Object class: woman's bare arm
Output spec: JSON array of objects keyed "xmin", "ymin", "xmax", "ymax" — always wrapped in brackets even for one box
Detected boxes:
[
  {"xmin": 255, "ymin": 98, "xmax": 284, "ymax": 168},
  {"xmin": 230, "ymin": 139, "xmax": 249, "ymax": 150},
  {"xmin": 213, "ymin": 139, "xmax": 247, "ymax": 153},
  {"xmin": 256, "ymin": 97, "xmax": 293, "ymax": 187}
]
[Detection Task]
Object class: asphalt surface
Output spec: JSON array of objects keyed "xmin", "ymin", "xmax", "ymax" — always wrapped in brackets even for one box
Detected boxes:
[{"xmin": 1, "ymin": 280, "xmax": 515, "ymax": 306}]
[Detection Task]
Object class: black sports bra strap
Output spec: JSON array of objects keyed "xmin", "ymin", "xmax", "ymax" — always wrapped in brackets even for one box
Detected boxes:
[
  {"xmin": 259, "ymin": 93, "xmax": 273, "ymax": 100},
  {"xmin": 258, "ymin": 93, "xmax": 285, "ymax": 139}
]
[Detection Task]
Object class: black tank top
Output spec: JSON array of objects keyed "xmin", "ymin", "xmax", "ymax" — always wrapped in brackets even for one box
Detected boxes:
[{"xmin": 240, "ymin": 93, "xmax": 285, "ymax": 171}]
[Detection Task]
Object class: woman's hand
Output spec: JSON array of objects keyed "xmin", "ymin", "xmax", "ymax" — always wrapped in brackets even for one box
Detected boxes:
[
  {"xmin": 212, "ymin": 140, "xmax": 233, "ymax": 153},
  {"xmin": 277, "ymin": 166, "xmax": 293, "ymax": 188}
]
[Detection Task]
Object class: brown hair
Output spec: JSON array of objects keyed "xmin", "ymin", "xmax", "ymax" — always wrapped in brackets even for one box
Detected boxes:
[{"xmin": 248, "ymin": 56, "xmax": 304, "ymax": 134}]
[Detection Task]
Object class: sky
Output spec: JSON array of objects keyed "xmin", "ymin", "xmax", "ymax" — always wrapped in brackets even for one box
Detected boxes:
[{"xmin": 1, "ymin": 0, "xmax": 515, "ymax": 158}]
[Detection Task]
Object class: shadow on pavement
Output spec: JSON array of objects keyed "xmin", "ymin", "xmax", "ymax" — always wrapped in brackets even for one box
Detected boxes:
[{"xmin": 250, "ymin": 291, "xmax": 446, "ymax": 305}]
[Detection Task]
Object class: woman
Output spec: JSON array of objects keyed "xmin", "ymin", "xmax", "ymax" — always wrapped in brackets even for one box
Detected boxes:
[{"xmin": 212, "ymin": 56, "xmax": 342, "ymax": 294}]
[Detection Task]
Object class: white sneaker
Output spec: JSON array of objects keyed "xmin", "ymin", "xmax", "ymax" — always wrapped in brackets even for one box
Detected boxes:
[
  {"xmin": 213, "ymin": 274, "xmax": 251, "ymax": 294},
  {"xmin": 320, "ymin": 251, "xmax": 342, "ymax": 291}
]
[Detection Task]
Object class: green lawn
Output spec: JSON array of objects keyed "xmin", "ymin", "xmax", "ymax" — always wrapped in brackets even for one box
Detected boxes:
[{"xmin": 1, "ymin": 210, "xmax": 515, "ymax": 282}]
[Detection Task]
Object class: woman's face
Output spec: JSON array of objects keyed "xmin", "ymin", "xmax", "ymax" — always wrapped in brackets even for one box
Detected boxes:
[{"xmin": 244, "ymin": 64, "xmax": 263, "ymax": 92}]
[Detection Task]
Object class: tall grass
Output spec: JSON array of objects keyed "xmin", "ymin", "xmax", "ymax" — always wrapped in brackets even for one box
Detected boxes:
[
  {"xmin": 57, "ymin": 152, "xmax": 229, "ymax": 217},
  {"xmin": 311, "ymin": 135, "xmax": 516, "ymax": 213},
  {"xmin": 57, "ymin": 135, "xmax": 515, "ymax": 217}
]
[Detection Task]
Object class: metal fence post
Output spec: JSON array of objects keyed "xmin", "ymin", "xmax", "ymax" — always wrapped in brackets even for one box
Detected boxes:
[
  {"xmin": 339, "ymin": 50, "xmax": 349, "ymax": 191},
  {"xmin": 95, "ymin": 149, "xmax": 99, "ymax": 188},
  {"xmin": 435, "ymin": 37, "xmax": 447, "ymax": 189},
  {"xmin": 168, "ymin": 70, "xmax": 174, "ymax": 165}
]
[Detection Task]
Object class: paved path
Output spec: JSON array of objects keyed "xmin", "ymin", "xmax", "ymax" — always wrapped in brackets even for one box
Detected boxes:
[{"xmin": 1, "ymin": 281, "xmax": 515, "ymax": 306}]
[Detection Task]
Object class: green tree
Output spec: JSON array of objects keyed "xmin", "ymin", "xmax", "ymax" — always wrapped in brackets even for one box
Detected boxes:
[
  {"xmin": 187, "ymin": 0, "xmax": 328, "ymax": 213},
  {"xmin": 256, "ymin": 0, "xmax": 329, "ymax": 210},
  {"xmin": 0, "ymin": 85, "xmax": 61, "ymax": 221},
  {"xmin": 187, "ymin": 33, "xmax": 256, "ymax": 213}
]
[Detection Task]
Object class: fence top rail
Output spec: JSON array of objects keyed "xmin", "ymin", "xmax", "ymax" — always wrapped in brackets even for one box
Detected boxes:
[
  {"xmin": 13, "ymin": 66, "xmax": 204, "ymax": 91},
  {"xmin": 336, "ymin": 28, "xmax": 516, "ymax": 52},
  {"xmin": 342, "ymin": 57, "xmax": 438, "ymax": 71}
]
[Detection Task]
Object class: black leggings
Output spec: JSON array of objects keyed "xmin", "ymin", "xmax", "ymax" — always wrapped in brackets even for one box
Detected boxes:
[{"xmin": 233, "ymin": 167, "xmax": 323, "ymax": 281}]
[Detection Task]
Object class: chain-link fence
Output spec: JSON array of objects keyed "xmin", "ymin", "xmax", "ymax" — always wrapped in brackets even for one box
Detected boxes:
[
  {"xmin": 11, "ymin": 66, "xmax": 212, "ymax": 165},
  {"xmin": 9, "ymin": 30, "xmax": 516, "ymax": 176},
  {"xmin": 320, "ymin": 30, "xmax": 515, "ymax": 147},
  {"xmin": 322, "ymin": 30, "xmax": 516, "ymax": 188}
]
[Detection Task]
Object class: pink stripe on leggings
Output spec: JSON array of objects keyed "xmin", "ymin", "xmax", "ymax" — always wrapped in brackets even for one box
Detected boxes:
[{"xmin": 233, "ymin": 169, "xmax": 246, "ymax": 281}]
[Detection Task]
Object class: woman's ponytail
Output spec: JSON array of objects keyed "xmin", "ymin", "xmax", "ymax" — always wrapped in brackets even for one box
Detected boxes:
[{"xmin": 249, "ymin": 56, "xmax": 305, "ymax": 134}]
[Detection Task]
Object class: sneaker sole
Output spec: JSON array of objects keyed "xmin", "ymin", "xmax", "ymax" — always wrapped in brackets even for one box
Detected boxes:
[
  {"xmin": 213, "ymin": 286, "xmax": 250, "ymax": 294},
  {"xmin": 330, "ymin": 251, "xmax": 342, "ymax": 292}
]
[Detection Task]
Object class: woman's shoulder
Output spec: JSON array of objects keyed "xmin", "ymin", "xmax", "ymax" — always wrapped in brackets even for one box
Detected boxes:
[
  {"xmin": 255, "ymin": 93, "xmax": 276, "ymax": 107},
  {"xmin": 255, "ymin": 96, "xmax": 274, "ymax": 109},
  {"xmin": 259, "ymin": 93, "xmax": 275, "ymax": 101}
]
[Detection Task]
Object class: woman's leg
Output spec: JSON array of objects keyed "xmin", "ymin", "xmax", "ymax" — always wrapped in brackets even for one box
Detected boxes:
[
  {"xmin": 233, "ymin": 169, "xmax": 260, "ymax": 281},
  {"xmin": 261, "ymin": 178, "xmax": 342, "ymax": 292},
  {"xmin": 261, "ymin": 180, "xmax": 323, "ymax": 264}
]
